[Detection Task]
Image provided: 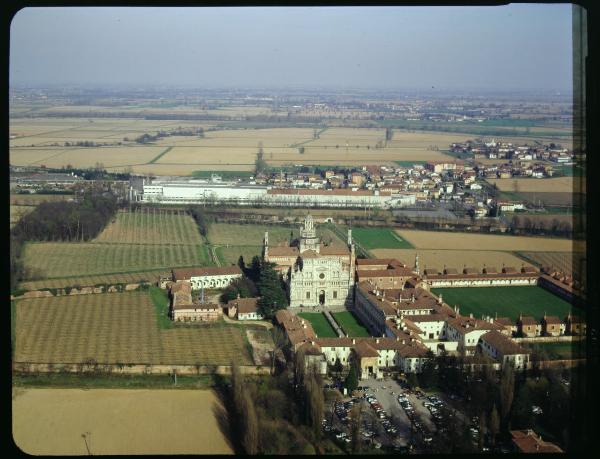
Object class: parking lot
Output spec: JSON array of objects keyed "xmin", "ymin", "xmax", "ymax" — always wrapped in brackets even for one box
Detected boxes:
[{"xmin": 322, "ymin": 376, "xmax": 478, "ymax": 453}]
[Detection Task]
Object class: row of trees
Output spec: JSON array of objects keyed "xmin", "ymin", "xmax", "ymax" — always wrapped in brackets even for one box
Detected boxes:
[
  {"xmin": 227, "ymin": 359, "xmax": 325, "ymax": 454},
  {"xmin": 133, "ymin": 127, "xmax": 204, "ymax": 144}
]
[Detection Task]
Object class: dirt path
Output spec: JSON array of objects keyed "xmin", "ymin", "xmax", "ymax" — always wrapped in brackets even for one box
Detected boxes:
[{"xmin": 12, "ymin": 388, "xmax": 233, "ymax": 455}]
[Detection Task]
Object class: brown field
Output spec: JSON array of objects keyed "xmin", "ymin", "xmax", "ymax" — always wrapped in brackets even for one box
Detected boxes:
[
  {"xmin": 109, "ymin": 163, "xmax": 256, "ymax": 175},
  {"xmin": 396, "ymin": 229, "xmax": 584, "ymax": 252},
  {"xmin": 10, "ymin": 146, "xmax": 164, "ymax": 169},
  {"xmin": 12, "ymin": 388, "xmax": 232, "ymax": 455},
  {"xmin": 370, "ymin": 249, "xmax": 533, "ymax": 272},
  {"xmin": 487, "ymin": 177, "xmax": 585, "ymax": 193},
  {"xmin": 10, "ymin": 193, "xmax": 76, "ymax": 206},
  {"xmin": 518, "ymin": 192, "xmax": 585, "ymax": 207},
  {"xmin": 94, "ymin": 208, "xmax": 203, "ymax": 245},
  {"xmin": 18, "ymin": 270, "xmax": 169, "ymax": 291},
  {"xmin": 14, "ymin": 291, "xmax": 253, "ymax": 365}
]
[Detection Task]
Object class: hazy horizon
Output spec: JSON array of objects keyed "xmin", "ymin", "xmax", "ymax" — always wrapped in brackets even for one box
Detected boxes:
[{"xmin": 10, "ymin": 5, "xmax": 574, "ymax": 92}]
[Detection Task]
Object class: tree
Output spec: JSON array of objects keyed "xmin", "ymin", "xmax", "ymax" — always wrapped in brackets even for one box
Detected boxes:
[
  {"xmin": 344, "ymin": 365, "xmax": 358, "ymax": 393},
  {"xmin": 241, "ymin": 391, "xmax": 259, "ymax": 454},
  {"xmin": 305, "ymin": 371, "xmax": 324, "ymax": 439},
  {"xmin": 349, "ymin": 402, "xmax": 364, "ymax": 453},
  {"xmin": 255, "ymin": 141, "xmax": 267, "ymax": 175},
  {"xmin": 406, "ymin": 372, "xmax": 419, "ymax": 389},
  {"xmin": 489, "ymin": 404, "xmax": 500, "ymax": 447},
  {"xmin": 298, "ymin": 146, "xmax": 305, "ymax": 154},
  {"xmin": 418, "ymin": 351, "xmax": 438, "ymax": 389},
  {"xmin": 257, "ymin": 262, "xmax": 288, "ymax": 319},
  {"xmin": 385, "ymin": 127, "xmax": 393, "ymax": 142},
  {"xmin": 499, "ymin": 364, "xmax": 515, "ymax": 424},
  {"xmin": 238, "ymin": 255, "xmax": 245, "ymax": 272},
  {"xmin": 249, "ymin": 255, "xmax": 262, "ymax": 283}
]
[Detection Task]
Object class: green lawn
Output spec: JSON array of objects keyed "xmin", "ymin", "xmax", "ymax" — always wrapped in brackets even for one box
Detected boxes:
[
  {"xmin": 431, "ymin": 286, "xmax": 581, "ymax": 322},
  {"xmin": 524, "ymin": 341, "xmax": 587, "ymax": 360},
  {"xmin": 351, "ymin": 227, "xmax": 414, "ymax": 250},
  {"xmin": 149, "ymin": 285, "xmax": 172, "ymax": 329},
  {"xmin": 297, "ymin": 312, "xmax": 337, "ymax": 338},
  {"xmin": 332, "ymin": 311, "xmax": 371, "ymax": 337}
]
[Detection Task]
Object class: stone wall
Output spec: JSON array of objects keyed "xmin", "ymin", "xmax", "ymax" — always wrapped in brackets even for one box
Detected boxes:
[
  {"xmin": 13, "ymin": 361, "xmax": 271, "ymax": 376},
  {"xmin": 11, "ymin": 283, "xmax": 149, "ymax": 300}
]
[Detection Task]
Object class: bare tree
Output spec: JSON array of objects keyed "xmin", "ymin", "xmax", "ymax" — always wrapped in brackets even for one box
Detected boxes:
[
  {"xmin": 499, "ymin": 364, "xmax": 515, "ymax": 424},
  {"xmin": 489, "ymin": 403, "xmax": 500, "ymax": 447},
  {"xmin": 349, "ymin": 403, "xmax": 364, "ymax": 453},
  {"xmin": 241, "ymin": 391, "xmax": 259, "ymax": 454}
]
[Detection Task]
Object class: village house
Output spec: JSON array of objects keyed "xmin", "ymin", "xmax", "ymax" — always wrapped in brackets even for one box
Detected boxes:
[
  {"xmin": 226, "ymin": 296, "xmax": 264, "ymax": 321},
  {"xmin": 517, "ymin": 314, "xmax": 541, "ymax": 338},
  {"xmin": 541, "ymin": 314, "xmax": 563, "ymax": 337},
  {"xmin": 478, "ymin": 330, "xmax": 530, "ymax": 369}
]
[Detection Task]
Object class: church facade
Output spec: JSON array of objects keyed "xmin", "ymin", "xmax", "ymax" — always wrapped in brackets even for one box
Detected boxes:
[{"xmin": 264, "ymin": 215, "xmax": 355, "ymax": 309}]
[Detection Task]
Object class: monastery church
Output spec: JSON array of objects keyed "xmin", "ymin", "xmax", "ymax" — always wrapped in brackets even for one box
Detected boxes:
[{"xmin": 263, "ymin": 214, "xmax": 355, "ymax": 309}]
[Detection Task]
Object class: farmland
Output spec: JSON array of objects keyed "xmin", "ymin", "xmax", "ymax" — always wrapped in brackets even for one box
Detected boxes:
[
  {"xmin": 487, "ymin": 177, "xmax": 585, "ymax": 194},
  {"xmin": 215, "ymin": 245, "xmax": 263, "ymax": 267},
  {"xmin": 94, "ymin": 208, "xmax": 203, "ymax": 245},
  {"xmin": 370, "ymin": 249, "xmax": 533, "ymax": 272},
  {"xmin": 296, "ymin": 312, "xmax": 337, "ymax": 338},
  {"xmin": 10, "ymin": 193, "xmax": 76, "ymax": 206},
  {"xmin": 395, "ymin": 229, "xmax": 584, "ymax": 252},
  {"xmin": 12, "ymin": 388, "xmax": 233, "ymax": 455},
  {"xmin": 18, "ymin": 270, "xmax": 169, "ymax": 292},
  {"xmin": 23, "ymin": 242, "xmax": 211, "ymax": 279},
  {"xmin": 21, "ymin": 209, "xmax": 211, "ymax": 280},
  {"xmin": 430, "ymin": 286, "xmax": 580, "ymax": 322},
  {"xmin": 14, "ymin": 291, "xmax": 253, "ymax": 366},
  {"xmin": 351, "ymin": 227, "xmax": 414, "ymax": 250},
  {"xmin": 332, "ymin": 311, "xmax": 370, "ymax": 337}
]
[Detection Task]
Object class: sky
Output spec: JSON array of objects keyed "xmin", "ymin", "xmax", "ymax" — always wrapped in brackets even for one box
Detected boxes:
[{"xmin": 9, "ymin": 5, "xmax": 574, "ymax": 91}]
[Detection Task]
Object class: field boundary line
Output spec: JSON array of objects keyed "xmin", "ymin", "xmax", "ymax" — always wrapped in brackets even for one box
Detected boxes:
[{"xmin": 148, "ymin": 146, "xmax": 173, "ymax": 164}]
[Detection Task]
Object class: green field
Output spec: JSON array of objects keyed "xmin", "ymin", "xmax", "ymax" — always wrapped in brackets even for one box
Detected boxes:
[
  {"xmin": 297, "ymin": 312, "xmax": 338, "ymax": 338},
  {"xmin": 351, "ymin": 227, "xmax": 414, "ymax": 250},
  {"xmin": 524, "ymin": 341, "xmax": 587, "ymax": 360},
  {"xmin": 332, "ymin": 311, "xmax": 371, "ymax": 337},
  {"xmin": 215, "ymin": 245, "xmax": 263, "ymax": 267},
  {"xmin": 431, "ymin": 286, "xmax": 580, "ymax": 322},
  {"xmin": 23, "ymin": 242, "xmax": 212, "ymax": 279}
]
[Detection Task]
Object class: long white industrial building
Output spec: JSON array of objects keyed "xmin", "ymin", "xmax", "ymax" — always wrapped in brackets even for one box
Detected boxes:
[{"xmin": 135, "ymin": 179, "xmax": 416, "ymax": 208}]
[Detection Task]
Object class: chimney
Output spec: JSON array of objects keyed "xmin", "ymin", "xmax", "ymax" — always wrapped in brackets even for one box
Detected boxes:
[
  {"xmin": 303, "ymin": 324, "xmax": 307, "ymax": 329},
  {"xmin": 376, "ymin": 338, "xmax": 380, "ymax": 344},
  {"xmin": 352, "ymin": 338, "xmax": 356, "ymax": 345},
  {"xmin": 237, "ymin": 292, "xmax": 241, "ymax": 299},
  {"xmin": 396, "ymin": 336, "xmax": 400, "ymax": 342},
  {"xmin": 469, "ymin": 313, "xmax": 473, "ymax": 319}
]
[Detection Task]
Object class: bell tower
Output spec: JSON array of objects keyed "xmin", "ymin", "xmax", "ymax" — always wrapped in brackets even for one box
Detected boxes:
[{"xmin": 299, "ymin": 214, "xmax": 320, "ymax": 253}]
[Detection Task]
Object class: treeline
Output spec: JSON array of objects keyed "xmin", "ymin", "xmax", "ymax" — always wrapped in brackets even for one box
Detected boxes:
[
  {"xmin": 404, "ymin": 351, "xmax": 582, "ymax": 453},
  {"xmin": 10, "ymin": 193, "xmax": 119, "ymax": 290},
  {"xmin": 55, "ymin": 166, "xmax": 131, "ymax": 181},
  {"xmin": 187, "ymin": 206, "xmax": 213, "ymax": 236},
  {"xmin": 132, "ymin": 127, "xmax": 204, "ymax": 144},
  {"xmin": 225, "ymin": 356, "xmax": 326, "ymax": 454}
]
